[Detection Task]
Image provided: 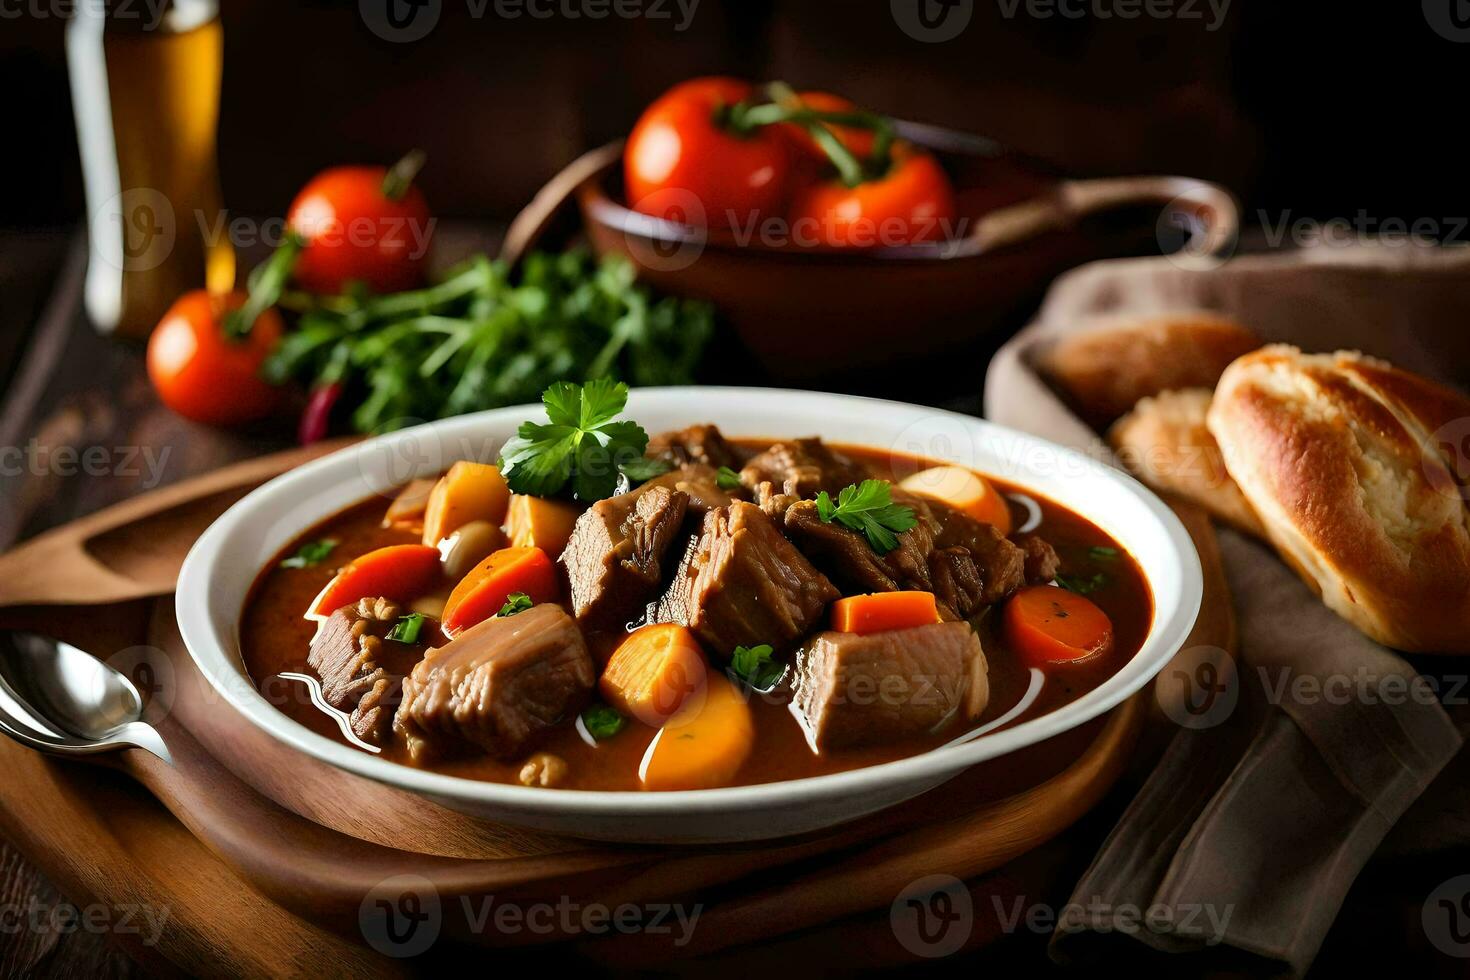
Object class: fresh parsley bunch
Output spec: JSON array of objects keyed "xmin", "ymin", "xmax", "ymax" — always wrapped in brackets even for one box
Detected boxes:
[
  {"xmin": 263, "ymin": 250, "xmax": 713, "ymax": 435},
  {"xmin": 499, "ymin": 379, "xmax": 662, "ymax": 501},
  {"xmin": 816, "ymin": 479, "xmax": 919, "ymax": 554}
]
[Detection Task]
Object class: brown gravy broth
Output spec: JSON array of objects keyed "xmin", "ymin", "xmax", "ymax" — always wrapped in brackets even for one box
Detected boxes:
[{"xmin": 239, "ymin": 441, "xmax": 1153, "ymax": 791}]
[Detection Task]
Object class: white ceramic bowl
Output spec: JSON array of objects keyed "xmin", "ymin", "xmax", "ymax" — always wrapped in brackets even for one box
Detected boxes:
[{"xmin": 177, "ymin": 388, "xmax": 1201, "ymax": 844}]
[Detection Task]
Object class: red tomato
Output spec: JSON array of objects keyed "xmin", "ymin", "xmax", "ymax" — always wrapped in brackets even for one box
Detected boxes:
[
  {"xmin": 286, "ymin": 162, "xmax": 433, "ymax": 295},
  {"xmin": 146, "ymin": 290, "xmax": 282, "ymax": 426},
  {"xmin": 625, "ymin": 76, "xmax": 792, "ymax": 231},
  {"xmin": 787, "ymin": 142, "xmax": 957, "ymax": 249},
  {"xmin": 780, "ymin": 91, "xmax": 877, "ymax": 173}
]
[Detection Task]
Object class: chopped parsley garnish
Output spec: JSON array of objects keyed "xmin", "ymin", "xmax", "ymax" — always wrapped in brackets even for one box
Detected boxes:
[
  {"xmin": 581, "ymin": 703, "xmax": 626, "ymax": 741},
  {"xmin": 716, "ymin": 466, "xmax": 742, "ymax": 491},
  {"xmin": 279, "ymin": 538, "xmax": 338, "ymax": 569},
  {"xmin": 386, "ymin": 613, "xmax": 426, "ymax": 644},
  {"xmin": 1088, "ymin": 546, "xmax": 1119, "ymax": 561},
  {"xmin": 729, "ymin": 643, "xmax": 785, "ymax": 692},
  {"xmin": 1056, "ymin": 571, "xmax": 1109, "ymax": 595},
  {"xmin": 498, "ymin": 380, "xmax": 651, "ymax": 502},
  {"xmin": 620, "ymin": 455, "xmax": 674, "ymax": 483},
  {"xmin": 815, "ymin": 480, "xmax": 918, "ymax": 554},
  {"xmin": 498, "ymin": 592, "xmax": 533, "ymax": 617}
]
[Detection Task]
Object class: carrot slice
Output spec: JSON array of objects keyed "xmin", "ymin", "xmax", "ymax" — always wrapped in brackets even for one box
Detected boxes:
[
  {"xmin": 898, "ymin": 465, "xmax": 1012, "ymax": 534},
  {"xmin": 1003, "ymin": 585, "xmax": 1114, "ymax": 667},
  {"xmin": 309, "ymin": 544, "xmax": 442, "ymax": 617},
  {"xmin": 638, "ymin": 670, "xmax": 753, "ymax": 791},
  {"xmin": 601, "ymin": 624, "xmax": 709, "ymax": 727},
  {"xmin": 421, "ymin": 461, "xmax": 510, "ymax": 546},
  {"xmin": 440, "ymin": 546, "xmax": 558, "ymax": 635},
  {"xmin": 831, "ymin": 591, "xmax": 941, "ymax": 634},
  {"xmin": 505, "ymin": 494, "xmax": 582, "ymax": 560}
]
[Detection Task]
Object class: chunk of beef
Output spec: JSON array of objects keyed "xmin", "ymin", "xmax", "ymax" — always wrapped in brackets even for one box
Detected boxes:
[
  {"xmin": 656, "ymin": 501, "xmax": 839, "ymax": 658},
  {"xmin": 739, "ymin": 437, "xmax": 870, "ymax": 500},
  {"xmin": 648, "ymin": 424, "xmax": 740, "ymax": 470},
  {"xmin": 639, "ymin": 463, "xmax": 737, "ymax": 515},
  {"xmin": 783, "ymin": 498, "xmax": 937, "ymax": 596},
  {"xmin": 561, "ymin": 485, "xmax": 689, "ymax": 629},
  {"xmin": 1019, "ymin": 535, "xmax": 1061, "ymax": 584},
  {"xmin": 930, "ymin": 506, "xmax": 1028, "ymax": 605},
  {"xmin": 308, "ymin": 597, "xmax": 424, "ymax": 744},
  {"xmin": 927, "ymin": 547, "xmax": 985, "ymax": 620},
  {"xmin": 793, "ymin": 621, "xmax": 989, "ymax": 751},
  {"xmin": 750, "ymin": 480, "xmax": 800, "ymax": 520},
  {"xmin": 393, "ymin": 604, "xmax": 595, "ymax": 763}
]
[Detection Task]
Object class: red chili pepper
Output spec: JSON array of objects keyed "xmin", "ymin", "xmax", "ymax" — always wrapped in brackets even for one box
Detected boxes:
[{"xmin": 298, "ymin": 382, "xmax": 342, "ymax": 444}]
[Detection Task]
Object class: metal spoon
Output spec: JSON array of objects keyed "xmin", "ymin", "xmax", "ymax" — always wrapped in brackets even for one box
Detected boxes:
[{"xmin": 0, "ymin": 631, "xmax": 170, "ymax": 763}]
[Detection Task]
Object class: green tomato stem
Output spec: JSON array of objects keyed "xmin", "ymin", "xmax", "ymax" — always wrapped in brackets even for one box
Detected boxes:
[
  {"xmin": 222, "ymin": 230, "xmax": 304, "ymax": 340},
  {"xmin": 381, "ymin": 149, "xmax": 427, "ymax": 202}
]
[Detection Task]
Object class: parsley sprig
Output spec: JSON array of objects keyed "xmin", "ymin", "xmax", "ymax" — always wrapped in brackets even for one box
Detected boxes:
[
  {"xmin": 386, "ymin": 613, "xmax": 426, "ymax": 644},
  {"xmin": 729, "ymin": 644, "xmax": 785, "ymax": 692},
  {"xmin": 280, "ymin": 538, "xmax": 338, "ymax": 569},
  {"xmin": 816, "ymin": 480, "xmax": 918, "ymax": 554},
  {"xmin": 497, "ymin": 592, "xmax": 533, "ymax": 617},
  {"xmin": 498, "ymin": 380, "xmax": 652, "ymax": 501}
]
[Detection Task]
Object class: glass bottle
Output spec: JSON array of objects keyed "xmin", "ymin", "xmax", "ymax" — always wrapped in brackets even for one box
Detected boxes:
[{"xmin": 67, "ymin": 0, "xmax": 235, "ymax": 339}]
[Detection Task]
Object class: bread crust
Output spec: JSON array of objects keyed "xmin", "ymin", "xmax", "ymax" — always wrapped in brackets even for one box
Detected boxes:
[
  {"xmin": 1207, "ymin": 345, "xmax": 1470, "ymax": 653},
  {"xmin": 1108, "ymin": 388, "xmax": 1264, "ymax": 537},
  {"xmin": 1036, "ymin": 311, "xmax": 1260, "ymax": 428}
]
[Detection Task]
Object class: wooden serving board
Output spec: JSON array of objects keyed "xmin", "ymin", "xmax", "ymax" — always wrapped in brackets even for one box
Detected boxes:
[{"xmin": 0, "ymin": 444, "xmax": 1225, "ymax": 968}]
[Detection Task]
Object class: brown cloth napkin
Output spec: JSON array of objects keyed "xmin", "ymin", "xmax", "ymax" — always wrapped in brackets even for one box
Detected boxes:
[{"xmin": 985, "ymin": 243, "xmax": 1470, "ymax": 975}]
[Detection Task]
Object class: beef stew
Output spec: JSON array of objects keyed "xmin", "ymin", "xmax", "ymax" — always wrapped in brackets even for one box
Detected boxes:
[{"xmin": 241, "ymin": 416, "xmax": 1151, "ymax": 793}]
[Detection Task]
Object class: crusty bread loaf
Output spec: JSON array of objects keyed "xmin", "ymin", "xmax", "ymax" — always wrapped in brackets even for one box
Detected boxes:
[
  {"xmin": 1036, "ymin": 311, "xmax": 1260, "ymax": 428},
  {"xmin": 1109, "ymin": 388, "xmax": 1264, "ymax": 537},
  {"xmin": 1208, "ymin": 345, "xmax": 1470, "ymax": 653}
]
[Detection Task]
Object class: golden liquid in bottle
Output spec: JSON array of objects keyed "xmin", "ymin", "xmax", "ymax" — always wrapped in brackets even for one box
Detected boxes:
[{"xmin": 69, "ymin": 1, "xmax": 235, "ymax": 339}]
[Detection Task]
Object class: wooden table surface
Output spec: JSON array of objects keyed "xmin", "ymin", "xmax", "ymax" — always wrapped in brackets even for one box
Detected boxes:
[{"xmin": 0, "ymin": 231, "xmax": 1456, "ymax": 978}]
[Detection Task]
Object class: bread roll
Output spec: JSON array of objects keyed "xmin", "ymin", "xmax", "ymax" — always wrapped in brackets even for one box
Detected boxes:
[
  {"xmin": 1109, "ymin": 388, "xmax": 1264, "ymax": 537},
  {"xmin": 1036, "ymin": 311, "xmax": 1260, "ymax": 428},
  {"xmin": 1208, "ymin": 345, "xmax": 1470, "ymax": 653}
]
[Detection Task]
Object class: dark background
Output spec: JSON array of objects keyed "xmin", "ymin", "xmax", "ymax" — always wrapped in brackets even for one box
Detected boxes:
[{"xmin": 3, "ymin": 0, "xmax": 1464, "ymax": 231}]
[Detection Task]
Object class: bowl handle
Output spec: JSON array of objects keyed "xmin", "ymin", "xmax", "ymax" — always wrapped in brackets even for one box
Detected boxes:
[
  {"xmin": 500, "ymin": 141, "xmax": 625, "ymax": 268},
  {"xmin": 968, "ymin": 175, "xmax": 1239, "ymax": 261},
  {"xmin": 1058, "ymin": 175, "xmax": 1240, "ymax": 260}
]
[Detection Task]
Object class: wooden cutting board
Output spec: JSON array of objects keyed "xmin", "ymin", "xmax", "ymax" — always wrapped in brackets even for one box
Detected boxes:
[{"xmin": 0, "ymin": 443, "xmax": 1227, "ymax": 968}]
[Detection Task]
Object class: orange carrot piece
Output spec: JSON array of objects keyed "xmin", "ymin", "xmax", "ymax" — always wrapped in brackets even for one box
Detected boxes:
[
  {"xmin": 601, "ymin": 624, "xmax": 709, "ymax": 727},
  {"xmin": 1003, "ymin": 585, "xmax": 1114, "ymax": 667},
  {"xmin": 830, "ymin": 591, "xmax": 941, "ymax": 634},
  {"xmin": 898, "ymin": 465, "xmax": 1012, "ymax": 534},
  {"xmin": 421, "ymin": 461, "xmax": 510, "ymax": 546},
  {"xmin": 638, "ymin": 670, "xmax": 753, "ymax": 791},
  {"xmin": 440, "ymin": 546, "xmax": 558, "ymax": 635},
  {"xmin": 309, "ymin": 544, "xmax": 442, "ymax": 617}
]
